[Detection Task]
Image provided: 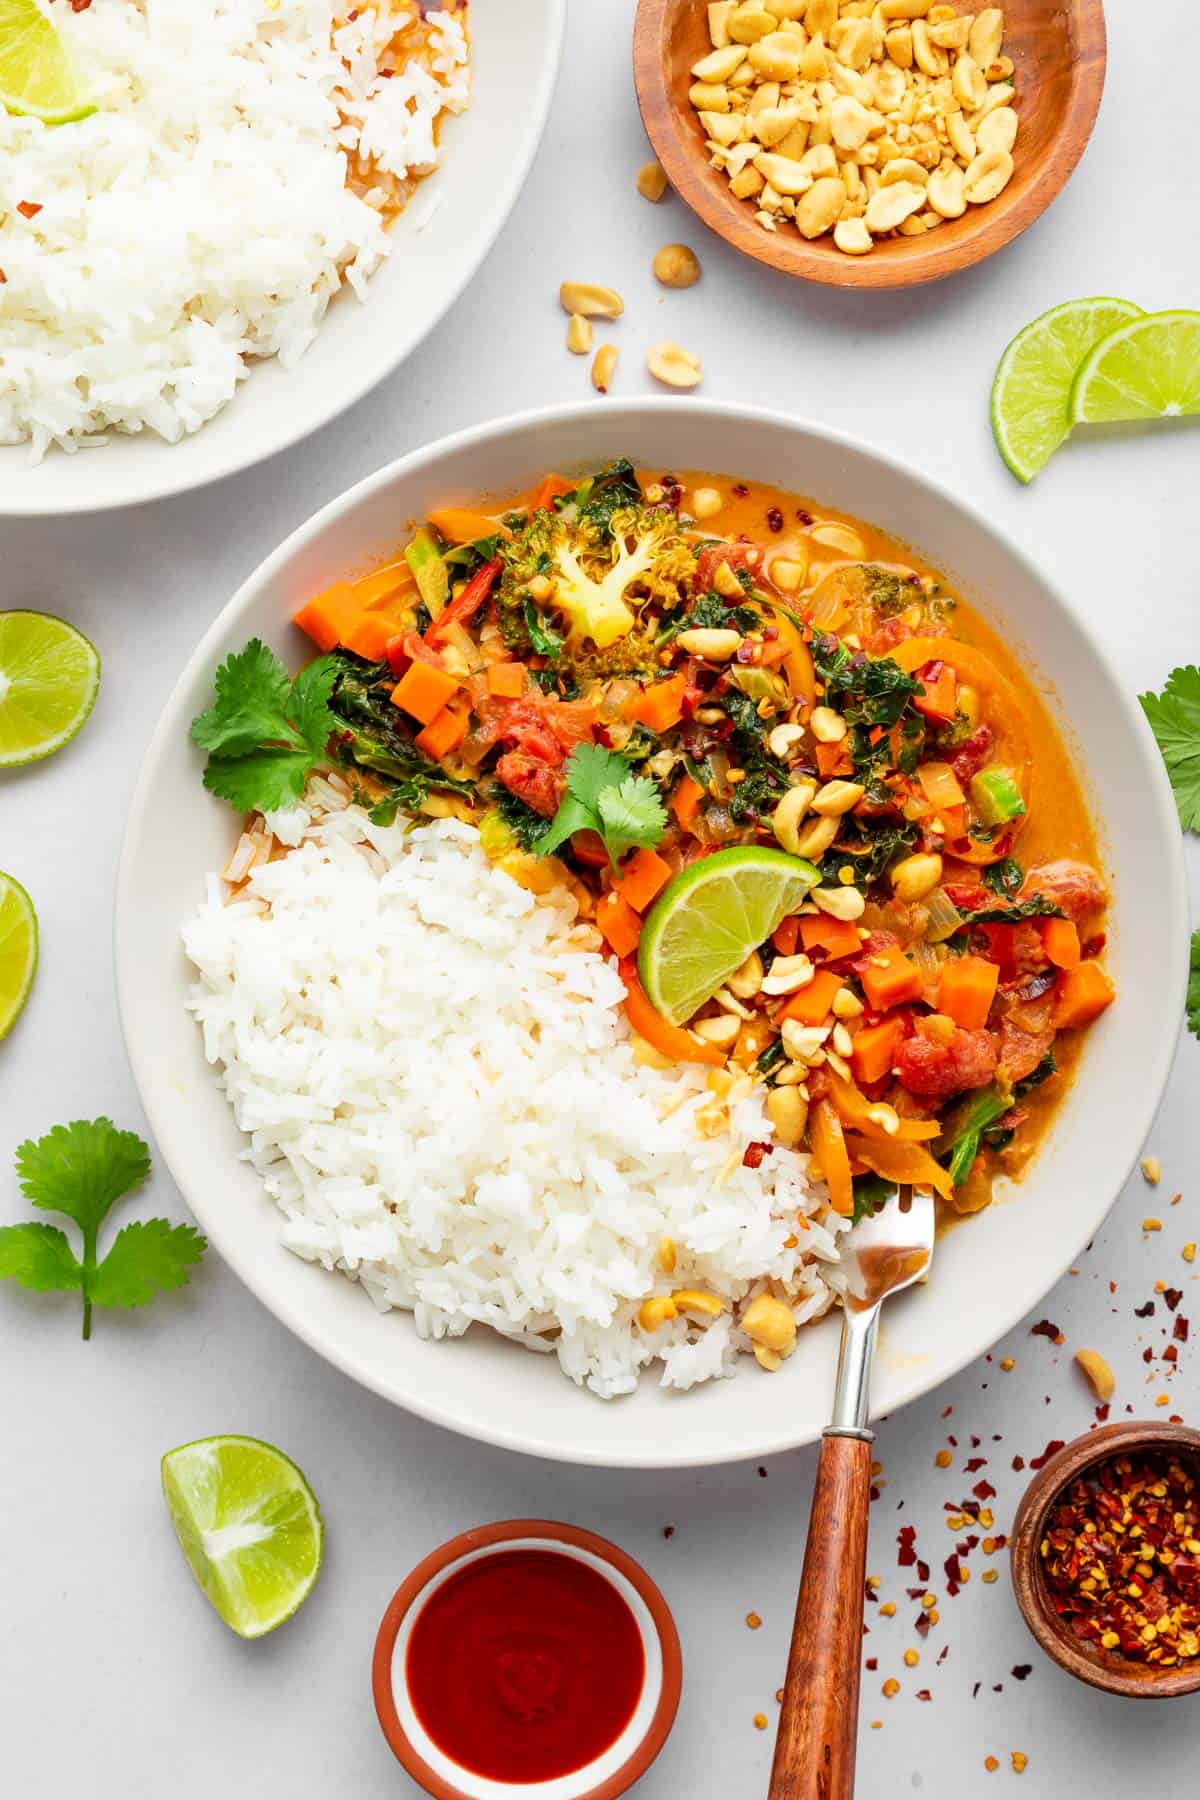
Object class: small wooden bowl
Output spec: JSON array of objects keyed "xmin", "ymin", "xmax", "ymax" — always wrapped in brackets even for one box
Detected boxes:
[
  {"xmin": 1010, "ymin": 1421, "xmax": 1200, "ymax": 1699},
  {"xmin": 633, "ymin": 0, "xmax": 1107, "ymax": 290}
]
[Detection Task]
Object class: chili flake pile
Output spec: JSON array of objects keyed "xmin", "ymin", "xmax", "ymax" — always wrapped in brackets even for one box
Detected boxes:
[{"xmin": 1041, "ymin": 1452, "xmax": 1200, "ymax": 1666}]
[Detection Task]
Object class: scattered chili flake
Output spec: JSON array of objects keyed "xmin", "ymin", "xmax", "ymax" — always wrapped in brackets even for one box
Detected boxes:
[
  {"xmin": 914, "ymin": 1612, "xmax": 931, "ymax": 1638},
  {"xmin": 1031, "ymin": 1319, "xmax": 1062, "ymax": 1343},
  {"xmin": 742, "ymin": 1140, "xmax": 773, "ymax": 1170},
  {"xmin": 1028, "ymin": 1439, "xmax": 1065, "ymax": 1472},
  {"xmin": 1012, "ymin": 1456, "xmax": 1026, "ymax": 1472},
  {"xmin": 963, "ymin": 1456, "xmax": 987, "ymax": 1473},
  {"xmin": 0, "ymin": 269, "xmax": 6, "ymax": 285},
  {"xmin": 1164, "ymin": 1288, "xmax": 1184, "ymax": 1312},
  {"xmin": 1041, "ymin": 1450, "xmax": 1200, "ymax": 1667},
  {"xmin": 1011, "ymin": 1664, "xmax": 1032, "ymax": 1681},
  {"xmin": 973, "ymin": 1479, "xmax": 997, "ymax": 1501},
  {"xmin": 795, "ymin": 507, "xmax": 813, "ymax": 526},
  {"xmin": 915, "ymin": 1689, "xmax": 932, "ymax": 1702},
  {"xmin": 1175, "ymin": 1315, "xmax": 1190, "ymax": 1344},
  {"xmin": 662, "ymin": 1524, "xmax": 675, "ymax": 1539},
  {"xmin": 1135, "ymin": 1301, "xmax": 1157, "ymax": 1319},
  {"xmin": 897, "ymin": 1525, "xmax": 917, "ymax": 1567},
  {"xmin": 16, "ymin": 201, "xmax": 42, "ymax": 220},
  {"xmin": 865, "ymin": 1656, "xmax": 878, "ymax": 1671}
]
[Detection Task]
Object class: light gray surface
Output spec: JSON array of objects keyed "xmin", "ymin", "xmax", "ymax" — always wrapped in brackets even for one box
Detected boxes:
[{"xmin": 3, "ymin": 3, "xmax": 1198, "ymax": 1795}]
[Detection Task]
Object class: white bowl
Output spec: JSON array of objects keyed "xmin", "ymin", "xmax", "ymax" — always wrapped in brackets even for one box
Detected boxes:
[
  {"xmin": 0, "ymin": 0, "xmax": 564, "ymax": 519},
  {"xmin": 115, "ymin": 400, "xmax": 1188, "ymax": 1469}
]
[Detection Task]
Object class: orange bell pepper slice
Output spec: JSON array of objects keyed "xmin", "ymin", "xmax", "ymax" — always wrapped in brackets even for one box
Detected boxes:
[
  {"xmin": 811, "ymin": 1099, "xmax": 854, "ymax": 1216},
  {"xmin": 843, "ymin": 1131, "xmax": 955, "ymax": 1202},
  {"xmin": 618, "ymin": 959, "xmax": 725, "ymax": 1066}
]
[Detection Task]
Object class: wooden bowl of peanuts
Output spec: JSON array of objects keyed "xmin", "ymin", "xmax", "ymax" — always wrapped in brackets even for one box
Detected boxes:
[{"xmin": 633, "ymin": 0, "xmax": 1107, "ymax": 289}]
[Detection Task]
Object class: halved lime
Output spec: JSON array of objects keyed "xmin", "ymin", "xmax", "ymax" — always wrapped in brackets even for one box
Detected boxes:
[
  {"xmin": 161, "ymin": 1436, "xmax": 324, "ymax": 1640},
  {"xmin": 0, "ymin": 612, "xmax": 100, "ymax": 766},
  {"xmin": 1070, "ymin": 310, "xmax": 1200, "ymax": 426},
  {"xmin": 639, "ymin": 846, "xmax": 821, "ymax": 1026},
  {"xmin": 0, "ymin": 873, "xmax": 37, "ymax": 1040},
  {"xmin": 990, "ymin": 297, "xmax": 1142, "ymax": 483},
  {"xmin": 0, "ymin": 0, "xmax": 95, "ymax": 125}
]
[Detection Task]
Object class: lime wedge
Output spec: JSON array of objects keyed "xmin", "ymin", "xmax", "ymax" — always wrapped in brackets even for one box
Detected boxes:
[
  {"xmin": 0, "ymin": 611, "xmax": 100, "ymax": 766},
  {"xmin": 0, "ymin": 0, "xmax": 95, "ymax": 125},
  {"xmin": 0, "ymin": 872, "xmax": 38, "ymax": 1040},
  {"xmin": 161, "ymin": 1436, "xmax": 324, "ymax": 1640},
  {"xmin": 639, "ymin": 846, "xmax": 821, "ymax": 1026},
  {"xmin": 991, "ymin": 297, "xmax": 1143, "ymax": 483},
  {"xmin": 1070, "ymin": 310, "xmax": 1200, "ymax": 426}
]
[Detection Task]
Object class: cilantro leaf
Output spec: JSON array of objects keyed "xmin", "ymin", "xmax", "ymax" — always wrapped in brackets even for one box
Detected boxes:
[
  {"xmin": 17, "ymin": 1117, "xmax": 151, "ymax": 1231},
  {"xmin": 90, "ymin": 1220, "xmax": 207, "ymax": 1311},
  {"xmin": 190, "ymin": 640, "xmax": 340, "ymax": 816},
  {"xmin": 537, "ymin": 743, "xmax": 668, "ymax": 869},
  {"xmin": 1140, "ymin": 665, "xmax": 1200, "ymax": 831},
  {"xmin": 3, "ymin": 1120, "xmax": 205, "ymax": 1339},
  {"xmin": 1188, "ymin": 929, "xmax": 1200, "ymax": 1040},
  {"xmin": 0, "ymin": 1223, "xmax": 81, "ymax": 1292}
]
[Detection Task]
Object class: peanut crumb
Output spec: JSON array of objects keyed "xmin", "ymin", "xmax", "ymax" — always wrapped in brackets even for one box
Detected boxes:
[
  {"xmin": 935, "ymin": 1448, "xmax": 953, "ymax": 1469},
  {"xmin": 985, "ymin": 1756, "xmax": 1000, "ymax": 1772},
  {"xmin": 1141, "ymin": 1156, "xmax": 1162, "ymax": 1185},
  {"xmin": 1184, "ymin": 1243, "xmax": 1197, "ymax": 1264},
  {"xmin": 1012, "ymin": 1752, "xmax": 1028, "ymax": 1774},
  {"xmin": 1144, "ymin": 1217, "xmax": 1163, "ymax": 1233},
  {"xmin": 753, "ymin": 1713, "xmax": 768, "ymax": 1731},
  {"xmin": 982, "ymin": 1569, "xmax": 999, "ymax": 1584},
  {"xmin": 903, "ymin": 1649, "xmax": 919, "ymax": 1668},
  {"xmin": 746, "ymin": 1611, "xmax": 762, "ymax": 1630},
  {"xmin": 882, "ymin": 1679, "xmax": 900, "ymax": 1698},
  {"xmin": 1157, "ymin": 1393, "xmax": 1171, "ymax": 1407},
  {"xmin": 1000, "ymin": 1357, "xmax": 1016, "ymax": 1371},
  {"xmin": 880, "ymin": 1601, "xmax": 896, "ymax": 1617}
]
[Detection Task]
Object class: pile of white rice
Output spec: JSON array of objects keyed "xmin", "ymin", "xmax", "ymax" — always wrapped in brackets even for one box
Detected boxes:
[
  {"xmin": 0, "ymin": 1, "xmax": 469, "ymax": 458},
  {"xmin": 183, "ymin": 797, "xmax": 848, "ymax": 1398}
]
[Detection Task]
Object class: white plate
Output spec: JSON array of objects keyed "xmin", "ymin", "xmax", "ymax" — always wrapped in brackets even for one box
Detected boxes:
[
  {"xmin": 116, "ymin": 401, "xmax": 1188, "ymax": 1468},
  {"xmin": 0, "ymin": 0, "xmax": 564, "ymax": 518}
]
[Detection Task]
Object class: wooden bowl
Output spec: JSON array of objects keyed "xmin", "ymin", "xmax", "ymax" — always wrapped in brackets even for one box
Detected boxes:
[
  {"xmin": 633, "ymin": 0, "xmax": 1107, "ymax": 290},
  {"xmin": 1010, "ymin": 1421, "xmax": 1200, "ymax": 1699}
]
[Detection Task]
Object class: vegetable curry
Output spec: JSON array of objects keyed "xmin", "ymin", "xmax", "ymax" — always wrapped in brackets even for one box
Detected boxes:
[{"xmin": 286, "ymin": 460, "xmax": 1115, "ymax": 1219}]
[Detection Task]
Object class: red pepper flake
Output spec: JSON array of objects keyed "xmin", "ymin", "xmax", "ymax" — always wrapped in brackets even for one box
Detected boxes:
[
  {"xmin": 1031, "ymin": 1318, "xmax": 1062, "ymax": 1343},
  {"xmin": 1174, "ymin": 1315, "xmax": 1190, "ymax": 1344},
  {"xmin": 1135, "ymin": 1301, "xmax": 1156, "ymax": 1319},
  {"xmin": 0, "ymin": 268, "xmax": 6, "ymax": 284},
  {"xmin": 1042, "ymin": 1451, "xmax": 1200, "ymax": 1666},
  {"xmin": 973, "ymin": 1480, "xmax": 997, "ymax": 1501},
  {"xmin": 1028, "ymin": 1439, "xmax": 1066, "ymax": 1472},
  {"xmin": 1095, "ymin": 1404, "xmax": 1111, "ymax": 1422},
  {"xmin": 662, "ymin": 1524, "xmax": 675, "ymax": 1539},
  {"xmin": 1164, "ymin": 1288, "xmax": 1184, "ymax": 1312},
  {"xmin": 865, "ymin": 1656, "xmax": 878, "ymax": 1671},
  {"xmin": 963, "ymin": 1457, "xmax": 987, "ymax": 1473},
  {"xmin": 944, "ymin": 1555, "xmax": 962, "ymax": 1597},
  {"xmin": 16, "ymin": 201, "xmax": 42, "ymax": 220},
  {"xmin": 916, "ymin": 1559, "xmax": 930, "ymax": 1583},
  {"xmin": 742, "ymin": 1141, "xmax": 773, "ymax": 1170},
  {"xmin": 936, "ymin": 1646, "xmax": 949, "ymax": 1666},
  {"xmin": 1011, "ymin": 1664, "xmax": 1032, "ymax": 1681},
  {"xmin": 914, "ymin": 1611, "xmax": 931, "ymax": 1638},
  {"xmin": 897, "ymin": 1525, "xmax": 917, "ymax": 1567},
  {"xmin": 1012, "ymin": 1455, "xmax": 1026, "ymax": 1472},
  {"xmin": 915, "ymin": 1689, "xmax": 932, "ymax": 1702}
]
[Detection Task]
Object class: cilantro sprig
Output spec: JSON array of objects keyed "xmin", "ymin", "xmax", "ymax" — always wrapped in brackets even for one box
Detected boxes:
[
  {"xmin": 1140, "ymin": 665, "xmax": 1200, "ymax": 831},
  {"xmin": 1189, "ymin": 930, "xmax": 1200, "ymax": 1041},
  {"xmin": 537, "ymin": 743, "xmax": 667, "ymax": 869},
  {"xmin": 0, "ymin": 1120, "xmax": 205, "ymax": 1339},
  {"xmin": 190, "ymin": 640, "xmax": 339, "ymax": 814}
]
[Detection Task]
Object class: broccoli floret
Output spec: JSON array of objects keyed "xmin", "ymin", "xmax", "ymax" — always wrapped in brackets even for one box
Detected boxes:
[{"xmin": 548, "ymin": 502, "xmax": 694, "ymax": 648}]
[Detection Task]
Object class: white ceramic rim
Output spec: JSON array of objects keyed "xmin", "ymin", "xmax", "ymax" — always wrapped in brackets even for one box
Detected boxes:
[
  {"xmin": 0, "ymin": 1, "xmax": 566, "ymax": 519},
  {"xmin": 115, "ymin": 398, "xmax": 1190, "ymax": 1468},
  {"xmin": 389, "ymin": 1537, "xmax": 663, "ymax": 1800}
]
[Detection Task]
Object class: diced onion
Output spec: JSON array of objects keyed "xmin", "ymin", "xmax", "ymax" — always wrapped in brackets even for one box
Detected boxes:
[{"xmin": 923, "ymin": 887, "xmax": 964, "ymax": 944}]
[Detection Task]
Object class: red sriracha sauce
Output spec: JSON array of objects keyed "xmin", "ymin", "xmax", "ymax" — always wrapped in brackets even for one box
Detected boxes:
[{"xmin": 406, "ymin": 1549, "xmax": 645, "ymax": 1783}]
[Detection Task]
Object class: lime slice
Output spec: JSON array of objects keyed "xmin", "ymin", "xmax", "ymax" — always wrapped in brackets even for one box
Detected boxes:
[
  {"xmin": 0, "ymin": 872, "xmax": 38, "ymax": 1040},
  {"xmin": 991, "ymin": 297, "xmax": 1143, "ymax": 483},
  {"xmin": 0, "ymin": 611, "xmax": 100, "ymax": 766},
  {"xmin": 0, "ymin": 0, "xmax": 95, "ymax": 125},
  {"xmin": 639, "ymin": 846, "xmax": 821, "ymax": 1025},
  {"xmin": 161, "ymin": 1436, "xmax": 324, "ymax": 1640},
  {"xmin": 1070, "ymin": 310, "xmax": 1200, "ymax": 426}
]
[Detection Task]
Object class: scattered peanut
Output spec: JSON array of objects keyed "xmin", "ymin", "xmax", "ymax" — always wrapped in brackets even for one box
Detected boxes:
[
  {"xmin": 560, "ymin": 280, "xmax": 624, "ymax": 319},
  {"xmin": 890, "ymin": 852, "xmax": 943, "ymax": 903},
  {"xmin": 743, "ymin": 1290, "xmax": 799, "ymax": 1353},
  {"xmin": 591, "ymin": 343, "xmax": 619, "ymax": 393},
  {"xmin": 653, "ymin": 243, "xmax": 702, "ymax": 288},
  {"xmin": 1074, "ymin": 1348, "xmax": 1115, "ymax": 1404},
  {"xmin": 771, "ymin": 781, "xmax": 817, "ymax": 854},
  {"xmin": 762, "ymin": 953, "xmax": 816, "ymax": 996},
  {"xmin": 566, "ymin": 313, "xmax": 593, "ymax": 355},
  {"xmin": 636, "ymin": 159, "xmax": 669, "ymax": 203},
  {"xmin": 811, "ymin": 778, "xmax": 866, "ymax": 817},
  {"xmin": 646, "ymin": 340, "xmax": 703, "ymax": 389},
  {"xmin": 677, "ymin": 626, "xmax": 742, "ymax": 659},
  {"xmin": 809, "ymin": 706, "xmax": 847, "ymax": 744},
  {"xmin": 1140, "ymin": 1156, "xmax": 1161, "ymax": 1186}
]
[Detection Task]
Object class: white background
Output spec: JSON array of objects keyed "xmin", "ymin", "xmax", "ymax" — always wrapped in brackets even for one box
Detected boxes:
[{"xmin": 3, "ymin": 3, "xmax": 1199, "ymax": 1795}]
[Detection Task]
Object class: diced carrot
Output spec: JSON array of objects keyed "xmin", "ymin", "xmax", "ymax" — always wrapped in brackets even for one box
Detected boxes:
[
  {"xmin": 293, "ymin": 581, "xmax": 356, "ymax": 652},
  {"xmin": 936, "ymin": 954, "xmax": 999, "ymax": 1031},
  {"xmin": 1051, "ymin": 961, "xmax": 1115, "ymax": 1030},
  {"xmin": 487, "ymin": 662, "xmax": 527, "ymax": 698},
  {"xmin": 352, "ymin": 559, "xmax": 416, "ymax": 611},
  {"xmin": 816, "ymin": 740, "xmax": 854, "ymax": 779},
  {"xmin": 811, "ymin": 1100, "xmax": 854, "ymax": 1216},
  {"xmin": 860, "ymin": 945, "xmax": 924, "ymax": 1012},
  {"xmin": 772, "ymin": 915, "xmax": 800, "ymax": 957},
  {"xmin": 527, "ymin": 473, "xmax": 575, "ymax": 514},
  {"xmin": 617, "ymin": 958, "xmax": 725, "ymax": 1066},
  {"xmin": 800, "ymin": 914, "xmax": 862, "ymax": 962},
  {"xmin": 912, "ymin": 661, "xmax": 958, "ymax": 724},
  {"xmin": 779, "ymin": 969, "xmax": 844, "ymax": 1025},
  {"xmin": 339, "ymin": 613, "xmax": 396, "ymax": 662},
  {"xmin": 391, "ymin": 660, "xmax": 458, "ymax": 726},
  {"xmin": 426, "ymin": 507, "xmax": 507, "ymax": 545},
  {"xmin": 415, "ymin": 704, "xmax": 468, "ymax": 761},
  {"xmin": 613, "ymin": 848, "xmax": 672, "ymax": 913},
  {"xmin": 597, "ymin": 892, "xmax": 643, "ymax": 959},
  {"xmin": 1040, "ymin": 917, "xmax": 1081, "ymax": 970},
  {"xmin": 625, "ymin": 674, "xmax": 688, "ymax": 734},
  {"xmin": 670, "ymin": 773, "xmax": 704, "ymax": 829},
  {"xmin": 849, "ymin": 1017, "xmax": 905, "ymax": 1085}
]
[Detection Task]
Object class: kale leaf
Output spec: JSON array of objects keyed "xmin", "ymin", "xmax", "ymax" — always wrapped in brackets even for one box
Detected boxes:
[
  {"xmin": 811, "ymin": 636, "xmax": 923, "ymax": 731},
  {"xmin": 982, "ymin": 857, "xmax": 1024, "ymax": 897}
]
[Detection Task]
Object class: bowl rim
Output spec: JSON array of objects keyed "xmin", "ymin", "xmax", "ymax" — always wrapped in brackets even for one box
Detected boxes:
[
  {"xmin": 114, "ymin": 396, "xmax": 1189, "ymax": 1469},
  {"xmin": 0, "ymin": 0, "xmax": 567, "ymax": 519},
  {"xmin": 371, "ymin": 1518, "xmax": 683, "ymax": 1798},
  {"xmin": 632, "ymin": 0, "xmax": 1108, "ymax": 291},
  {"xmin": 1010, "ymin": 1420, "xmax": 1200, "ymax": 1698}
]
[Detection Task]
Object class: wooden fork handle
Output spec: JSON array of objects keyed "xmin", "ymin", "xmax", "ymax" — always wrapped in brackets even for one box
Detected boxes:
[{"xmin": 769, "ymin": 1432, "xmax": 873, "ymax": 1800}]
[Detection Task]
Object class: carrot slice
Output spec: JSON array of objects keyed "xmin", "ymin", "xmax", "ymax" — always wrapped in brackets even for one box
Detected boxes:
[
  {"xmin": 339, "ymin": 613, "xmax": 395, "ymax": 662},
  {"xmin": 527, "ymin": 473, "xmax": 575, "ymax": 513},
  {"xmin": 799, "ymin": 914, "xmax": 862, "ymax": 962},
  {"xmin": 849, "ymin": 1017, "xmax": 905, "ymax": 1085},
  {"xmin": 415, "ymin": 704, "xmax": 468, "ymax": 761},
  {"xmin": 391, "ymin": 661, "xmax": 458, "ymax": 726},
  {"xmin": 811, "ymin": 1100, "xmax": 854, "ymax": 1216},
  {"xmin": 597, "ymin": 892, "xmax": 643, "ymax": 959},
  {"xmin": 613, "ymin": 848, "xmax": 672, "ymax": 913},
  {"xmin": 1051, "ymin": 962, "xmax": 1115, "ymax": 1030},
  {"xmin": 670, "ymin": 774, "xmax": 704, "ymax": 829},
  {"xmin": 486, "ymin": 662, "xmax": 527, "ymax": 699},
  {"xmin": 1040, "ymin": 917, "xmax": 1081, "ymax": 970},
  {"xmin": 293, "ymin": 581, "xmax": 356, "ymax": 652},
  {"xmin": 779, "ymin": 969, "xmax": 844, "ymax": 1025},
  {"xmin": 426, "ymin": 507, "xmax": 507, "ymax": 545},
  {"xmin": 625, "ymin": 674, "xmax": 688, "ymax": 734},
  {"xmin": 816, "ymin": 740, "xmax": 854, "ymax": 779},
  {"xmin": 936, "ymin": 955, "xmax": 999, "ymax": 1031},
  {"xmin": 772, "ymin": 915, "xmax": 801, "ymax": 957},
  {"xmin": 860, "ymin": 945, "xmax": 923, "ymax": 1012}
]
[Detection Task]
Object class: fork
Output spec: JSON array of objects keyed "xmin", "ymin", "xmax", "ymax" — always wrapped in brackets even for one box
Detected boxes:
[{"xmin": 768, "ymin": 1186, "xmax": 935, "ymax": 1800}]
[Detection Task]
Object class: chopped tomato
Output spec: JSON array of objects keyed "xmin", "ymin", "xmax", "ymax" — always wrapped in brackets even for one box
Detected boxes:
[
  {"xmin": 949, "ymin": 725, "xmax": 994, "ymax": 785},
  {"xmin": 1020, "ymin": 860, "xmax": 1107, "ymax": 925},
  {"xmin": 893, "ymin": 1018, "xmax": 998, "ymax": 1098},
  {"xmin": 693, "ymin": 540, "xmax": 754, "ymax": 595},
  {"xmin": 495, "ymin": 751, "xmax": 562, "ymax": 817}
]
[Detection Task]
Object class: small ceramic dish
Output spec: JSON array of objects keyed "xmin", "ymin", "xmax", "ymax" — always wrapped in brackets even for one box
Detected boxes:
[
  {"xmin": 1011, "ymin": 1420, "xmax": 1200, "ymax": 1698},
  {"xmin": 633, "ymin": 0, "xmax": 1107, "ymax": 290},
  {"xmin": 372, "ymin": 1519, "xmax": 683, "ymax": 1798}
]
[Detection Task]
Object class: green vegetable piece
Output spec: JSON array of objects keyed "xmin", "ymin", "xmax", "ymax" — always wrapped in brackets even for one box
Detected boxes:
[
  {"xmin": 537, "ymin": 743, "xmax": 667, "ymax": 868},
  {"xmin": 939, "ymin": 1086, "xmax": 1013, "ymax": 1187},
  {"xmin": 0, "ymin": 1119, "xmax": 205, "ymax": 1338},
  {"xmin": 405, "ymin": 527, "xmax": 450, "ymax": 618},
  {"xmin": 190, "ymin": 641, "xmax": 340, "ymax": 815},
  {"xmin": 1188, "ymin": 930, "xmax": 1199, "ymax": 1041},
  {"xmin": 1139, "ymin": 665, "xmax": 1200, "ymax": 832},
  {"xmin": 969, "ymin": 767, "xmax": 1026, "ymax": 826}
]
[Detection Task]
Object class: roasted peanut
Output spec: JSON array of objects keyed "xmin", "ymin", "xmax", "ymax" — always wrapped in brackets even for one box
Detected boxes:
[
  {"xmin": 653, "ymin": 243, "xmax": 702, "ymax": 288},
  {"xmin": 560, "ymin": 281, "xmax": 624, "ymax": 319},
  {"xmin": 591, "ymin": 343, "xmax": 618, "ymax": 393},
  {"xmin": 636, "ymin": 160, "xmax": 669, "ymax": 202},
  {"xmin": 646, "ymin": 341, "xmax": 702, "ymax": 388}
]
